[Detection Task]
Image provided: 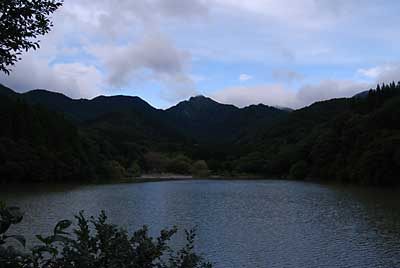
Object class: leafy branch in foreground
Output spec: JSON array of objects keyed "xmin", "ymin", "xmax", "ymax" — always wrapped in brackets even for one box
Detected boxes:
[
  {"xmin": 0, "ymin": 0, "xmax": 63, "ymax": 74},
  {"xmin": 0, "ymin": 205, "xmax": 212, "ymax": 268}
]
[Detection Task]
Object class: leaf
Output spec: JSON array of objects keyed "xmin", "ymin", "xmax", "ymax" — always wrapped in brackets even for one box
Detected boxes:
[
  {"xmin": 36, "ymin": 234, "xmax": 49, "ymax": 244},
  {"xmin": 0, "ymin": 221, "xmax": 12, "ymax": 235},
  {"xmin": 50, "ymin": 235, "xmax": 71, "ymax": 244},
  {"xmin": 6, "ymin": 207, "xmax": 23, "ymax": 224},
  {"xmin": 5, "ymin": 235, "xmax": 26, "ymax": 247},
  {"xmin": 54, "ymin": 219, "xmax": 72, "ymax": 235}
]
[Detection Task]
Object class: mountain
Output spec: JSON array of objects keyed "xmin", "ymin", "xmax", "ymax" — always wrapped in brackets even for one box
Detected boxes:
[
  {"xmin": 234, "ymin": 84, "xmax": 400, "ymax": 186},
  {"xmin": 0, "ymin": 84, "xmax": 17, "ymax": 98},
  {"xmin": 7, "ymin": 88, "xmax": 289, "ymax": 144},
  {"xmin": 21, "ymin": 89, "xmax": 158, "ymax": 123},
  {"xmin": 0, "ymin": 89, "xmax": 97, "ymax": 183},
  {"xmin": 1, "ymin": 83, "xmax": 399, "ymax": 186},
  {"xmin": 165, "ymin": 95, "xmax": 287, "ymax": 143}
]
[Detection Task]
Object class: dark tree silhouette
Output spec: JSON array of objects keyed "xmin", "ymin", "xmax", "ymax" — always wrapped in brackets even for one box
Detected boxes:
[{"xmin": 0, "ymin": 0, "xmax": 63, "ymax": 74}]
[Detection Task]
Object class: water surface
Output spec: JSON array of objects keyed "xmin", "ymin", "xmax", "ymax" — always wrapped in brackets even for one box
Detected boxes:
[{"xmin": 1, "ymin": 180, "xmax": 400, "ymax": 267}]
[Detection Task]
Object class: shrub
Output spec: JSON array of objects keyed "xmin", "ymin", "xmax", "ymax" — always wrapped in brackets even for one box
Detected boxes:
[
  {"xmin": 0, "ymin": 204, "xmax": 212, "ymax": 268},
  {"xmin": 191, "ymin": 161, "xmax": 210, "ymax": 177}
]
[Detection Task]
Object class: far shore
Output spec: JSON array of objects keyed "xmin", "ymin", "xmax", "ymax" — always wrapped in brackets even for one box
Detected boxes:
[{"xmin": 115, "ymin": 173, "xmax": 267, "ymax": 184}]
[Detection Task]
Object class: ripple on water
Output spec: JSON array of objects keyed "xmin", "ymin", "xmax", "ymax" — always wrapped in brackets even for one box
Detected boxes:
[{"xmin": 1, "ymin": 180, "xmax": 400, "ymax": 268}]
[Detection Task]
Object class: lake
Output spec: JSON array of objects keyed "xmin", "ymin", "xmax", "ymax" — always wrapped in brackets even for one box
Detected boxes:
[{"xmin": 1, "ymin": 180, "xmax": 400, "ymax": 267}]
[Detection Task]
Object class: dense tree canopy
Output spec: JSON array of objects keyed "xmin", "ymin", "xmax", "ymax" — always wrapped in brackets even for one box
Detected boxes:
[
  {"xmin": 0, "ymin": 82, "xmax": 399, "ymax": 186},
  {"xmin": 0, "ymin": 0, "xmax": 63, "ymax": 74}
]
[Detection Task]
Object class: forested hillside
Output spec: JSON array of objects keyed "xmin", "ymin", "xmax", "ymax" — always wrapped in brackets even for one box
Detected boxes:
[
  {"xmin": 229, "ymin": 82, "xmax": 400, "ymax": 185},
  {"xmin": 0, "ymin": 83, "xmax": 399, "ymax": 186},
  {"xmin": 0, "ymin": 91, "xmax": 95, "ymax": 182}
]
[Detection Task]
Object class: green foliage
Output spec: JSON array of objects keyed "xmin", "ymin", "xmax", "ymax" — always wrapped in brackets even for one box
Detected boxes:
[
  {"xmin": 166, "ymin": 155, "xmax": 192, "ymax": 175},
  {"xmin": 0, "ymin": 205, "xmax": 212, "ymax": 268},
  {"xmin": 127, "ymin": 162, "xmax": 141, "ymax": 177},
  {"xmin": 0, "ymin": 93, "xmax": 97, "ymax": 183},
  {"xmin": 1, "ymin": 82, "xmax": 400, "ymax": 186},
  {"xmin": 0, "ymin": 0, "xmax": 63, "ymax": 74},
  {"xmin": 247, "ymin": 82, "xmax": 400, "ymax": 186},
  {"xmin": 191, "ymin": 161, "xmax": 210, "ymax": 177},
  {"xmin": 144, "ymin": 152, "xmax": 169, "ymax": 173},
  {"xmin": 289, "ymin": 161, "xmax": 309, "ymax": 180},
  {"xmin": 99, "ymin": 160, "xmax": 126, "ymax": 181}
]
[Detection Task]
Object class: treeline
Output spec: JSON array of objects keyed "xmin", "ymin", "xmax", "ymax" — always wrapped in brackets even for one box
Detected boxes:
[
  {"xmin": 221, "ymin": 82, "xmax": 400, "ymax": 185},
  {"xmin": 0, "ymin": 94, "xmax": 95, "ymax": 182},
  {"xmin": 0, "ymin": 83, "xmax": 399, "ymax": 186},
  {"xmin": 0, "ymin": 90, "xmax": 209, "ymax": 183}
]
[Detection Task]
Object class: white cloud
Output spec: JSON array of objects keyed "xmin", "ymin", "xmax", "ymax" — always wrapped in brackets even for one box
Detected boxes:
[
  {"xmin": 239, "ymin": 74, "xmax": 253, "ymax": 82},
  {"xmin": 296, "ymin": 80, "xmax": 368, "ymax": 107},
  {"xmin": 212, "ymin": 84, "xmax": 297, "ymax": 108},
  {"xmin": 1, "ymin": 0, "xmax": 399, "ymax": 108},
  {"xmin": 212, "ymin": 79, "xmax": 368, "ymax": 109},
  {"xmin": 88, "ymin": 32, "xmax": 196, "ymax": 102},
  {"xmin": 0, "ymin": 54, "xmax": 104, "ymax": 99},
  {"xmin": 51, "ymin": 63, "xmax": 104, "ymax": 98},
  {"xmin": 213, "ymin": 0, "xmax": 356, "ymax": 30},
  {"xmin": 91, "ymin": 33, "xmax": 192, "ymax": 87},
  {"xmin": 358, "ymin": 63, "xmax": 400, "ymax": 84},
  {"xmin": 272, "ymin": 69, "xmax": 305, "ymax": 83}
]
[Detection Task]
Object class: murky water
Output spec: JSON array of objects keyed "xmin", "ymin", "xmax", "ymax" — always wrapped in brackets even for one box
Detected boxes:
[{"xmin": 1, "ymin": 180, "xmax": 400, "ymax": 267}]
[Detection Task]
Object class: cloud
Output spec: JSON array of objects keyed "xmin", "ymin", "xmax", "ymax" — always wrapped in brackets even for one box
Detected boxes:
[
  {"xmin": 2, "ymin": 0, "xmax": 399, "ymax": 108},
  {"xmin": 213, "ymin": 0, "xmax": 356, "ymax": 31},
  {"xmin": 296, "ymin": 80, "xmax": 368, "ymax": 106},
  {"xmin": 92, "ymin": 33, "xmax": 192, "ymax": 86},
  {"xmin": 155, "ymin": 0, "xmax": 209, "ymax": 18},
  {"xmin": 0, "ymin": 0, "xmax": 208, "ymax": 103},
  {"xmin": 239, "ymin": 74, "xmax": 253, "ymax": 82},
  {"xmin": 0, "ymin": 55, "xmax": 103, "ymax": 99},
  {"xmin": 212, "ymin": 79, "xmax": 368, "ymax": 109},
  {"xmin": 88, "ymin": 32, "xmax": 196, "ymax": 102},
  {"xmin": 358, "ymin": 63, "xmax": 400, "ymax": 84},
  {"xmin": 272, "ymin": 69, "xmax": 305, "ymax": 83},
  {"xmin": 212, "ymin": 84, "xmax": 297, "ymax": 108}
]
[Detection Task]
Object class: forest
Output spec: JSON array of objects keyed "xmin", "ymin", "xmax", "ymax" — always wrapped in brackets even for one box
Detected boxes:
[{"xmin": 0, "ymin": 82, "xmax": 399, "ymax": 186}]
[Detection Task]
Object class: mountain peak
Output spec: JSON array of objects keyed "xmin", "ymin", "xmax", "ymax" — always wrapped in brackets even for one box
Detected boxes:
[
  {"xmin": 188, "ymin": 95, "xmax": 214, "ymax": 103},
  {"xmin": 190, "ymin": 94, "xmax": 207, "ymax": 100}
]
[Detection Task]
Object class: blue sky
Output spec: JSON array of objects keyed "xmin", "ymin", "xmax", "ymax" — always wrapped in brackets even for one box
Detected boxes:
[{"xmin": 1, "ymin": 0, "xmax": 400, "ymax": 109}]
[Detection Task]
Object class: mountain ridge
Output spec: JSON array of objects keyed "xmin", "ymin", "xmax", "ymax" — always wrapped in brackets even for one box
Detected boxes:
[
  {"xmin": 0, "ymin": 84, "xmax": 289, "ymax": 144},
  {"xmin": 1, "ymin": 82, "xmax": 399, "ymax": 186}
]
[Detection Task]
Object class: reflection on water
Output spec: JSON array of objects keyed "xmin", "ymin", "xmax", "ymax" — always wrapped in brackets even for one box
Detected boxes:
[{"xmin": 1, "ymin": 180, "xmax": 400, "ymax": 268}]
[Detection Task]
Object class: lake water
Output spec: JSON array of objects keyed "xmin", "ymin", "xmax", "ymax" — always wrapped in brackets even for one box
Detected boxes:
[{"xmin": 1, "ymin": 180, "xmax": 400, "ymax": 267}]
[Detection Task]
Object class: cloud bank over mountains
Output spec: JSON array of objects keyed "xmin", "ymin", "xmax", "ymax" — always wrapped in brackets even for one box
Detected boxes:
[{"xmin": 1, "ymin": 0, "xmax": 399, "ymax": 108}]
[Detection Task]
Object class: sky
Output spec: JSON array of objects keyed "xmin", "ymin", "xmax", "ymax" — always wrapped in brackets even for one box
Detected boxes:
[{"xmin": 1, "ymin": 0, "xmax": 400, "ymax": 109}]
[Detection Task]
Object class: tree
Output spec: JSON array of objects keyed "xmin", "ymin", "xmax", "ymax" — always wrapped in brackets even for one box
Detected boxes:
[
  {"xmin": 127, "ymin": 161, "xmax": 141, "ymax": 177},
  {"xmin": 191, "ymin": 160, "xmax": 210, "ymax": 177},
  {"xmin": 167, "ymin": 154, "xmax": 192, "ymax": 174},
  {"xmin": 289, "ymin": 161, "xmax": 308, "ymax": 180},
  {"xmin": 0, "ymin": 0, "xmax": 63, "ymax": 74},
  {"xmin": 144, "ymin": 152, "xmax": 169, "ymax": 173}
]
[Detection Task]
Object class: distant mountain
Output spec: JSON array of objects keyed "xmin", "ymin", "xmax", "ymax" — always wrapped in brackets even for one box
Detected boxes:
[
  {"xmin": 353, "ymin": 90, "xmax": 369, "ymax": 99},
  {"xmin": 0, "ymin": 87, "xmax": 97, "ymax": 182},
  {"xmin": 165, "ymin": 95, "xmax": 288, "ymax": 143},
  {"xmin": 0, "ymin": 86, "xmax": 289, "ymax": 144},
  {"xmin": 21, "ymin": 89, "xmax": 158, "ymax": 123},
  {"xmin": 2, "ymin": 83, "xmax": 399, "ymax": 186},
  {"xmin": 0, "ymin": 84, "xmax": 17, "ymax": 98}
]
